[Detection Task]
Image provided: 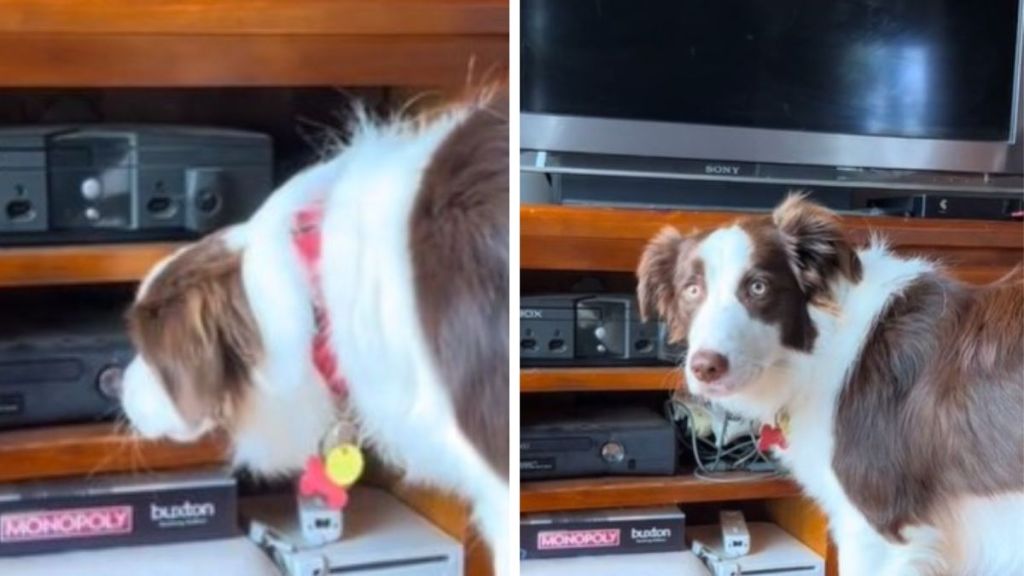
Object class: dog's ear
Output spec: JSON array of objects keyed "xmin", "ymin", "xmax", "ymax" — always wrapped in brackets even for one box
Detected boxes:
[
  {"xmin": 128, "ymin": 237, "xmax": 261, "ymax": 427},
  {"xmin": 772, "ymin": 194, "xmax": 862, "ymax": 307},
  {"xmin": 637, "ymin": 226, "xmax": 687, "ymax": 326}
]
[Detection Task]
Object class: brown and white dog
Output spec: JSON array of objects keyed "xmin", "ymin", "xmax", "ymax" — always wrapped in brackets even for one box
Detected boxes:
[
  {"xmin": 118, "ymin": 92, "xmax": 509, "ymax": 572},
  {"xmin": 638, "ymin": 196, "xmax": 1023, "ymax": 576}
]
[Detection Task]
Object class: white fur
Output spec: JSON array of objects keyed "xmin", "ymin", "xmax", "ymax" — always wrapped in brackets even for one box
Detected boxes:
[
  {"xmin": 318, "ymin": 114, "xmax": 508, "ymax": 576},
  {"xmin": 686, "ymin": 227, "xmax": 786, "ymax": 399},
  {"xmin": 121, "ymin": 358, "xmax": 211, "ymax": 442},
  {"xmin": 120, "ymin": 110, "xmax": 508, "ymax": 575},
  {"xmin": 687, "ymin": 235, "xmax": 1024, "ymax": 575}
]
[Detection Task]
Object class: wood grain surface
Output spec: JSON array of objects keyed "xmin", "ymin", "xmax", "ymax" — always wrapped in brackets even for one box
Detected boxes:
[
  {"xmin": 521, "ymin": 206, "xmax": 1024, "ymax": 284},
  {"xmin": 0, "ymin": 0, "xmax": 508, "ymax": 36},
  {"xmin": 0, "ymin": 0, "xmax": 508, "ymax": 87},
  {"xmin": 0, "ymin": 242, "xmax": 183, "ymax": 287},
  {"xmin": 521, "ymin": 367, "xmax": 681, "ymax": 393},
  {"xmin": 0, "ymin": 34, "xmax": 507, "ymax": 88},
  {"xmin": 521, "ymin": 473, "xmax": 802, "ymax": 514},
  {"xmin": 0, "ymin": 423, "xmax": 226, "ymax": 483}
]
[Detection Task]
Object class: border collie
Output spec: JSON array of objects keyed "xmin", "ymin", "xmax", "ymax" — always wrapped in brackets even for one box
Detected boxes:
[
  {"xmin": 118, "ymin": 90, "xmax": 509, "ymax": 573},
  {"xmin": 637, "ymin": 196, "xmax": 1023, "ymax": 576}
]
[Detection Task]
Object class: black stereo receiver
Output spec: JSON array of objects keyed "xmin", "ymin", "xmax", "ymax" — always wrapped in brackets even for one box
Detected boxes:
[
  {"xmin": 0, "ymin": 125, "xmax": 273, "ymax": 245},
  {"xmin": 520, "ymin": 294, "xmax": 684, "ymax": 367},
  {"xmin": 0, "ymin": 289, "xmax": 133, "ymax": 430},
  {"xmin": 521, "ymin": 405, "xmax": 678, "ymax": 480}
]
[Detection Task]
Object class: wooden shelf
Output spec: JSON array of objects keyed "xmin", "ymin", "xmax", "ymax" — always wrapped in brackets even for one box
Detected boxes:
[
  {"xmin": 521, "ymin": 367, "xmax": 681, "ymax": 393},
  {"xmin": 0, "ymin": 0, "xmax": 508, "ymax": 36},
  {"xmin": 0, "ymin": 0, "xmax": 508, "ymax": 87},
  {"xmin": 521, "ymin": 473, "xmax": 802, "ymax": 514},
  {"xmin": 521, "ymin": 205, "xmax": 1024, "ymax": 283},
  {"xmin": 0, "ymin": 423, "xmax": 227, "ymax": 483},
  {"xmin": 0, "ymin": 242, "xmax": 183, "ymax": 288}
]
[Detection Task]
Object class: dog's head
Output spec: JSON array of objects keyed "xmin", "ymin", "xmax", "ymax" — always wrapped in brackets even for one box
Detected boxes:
[
  {"xmin": 638, "ymin": 196, "xmax": 862, "ymax": 399},
  {"xmin": 120, "ymin": 231, "xmax": 261, "ymax": 443},
  {"xmin": 118, "ymin": 225, "xmax": 337, "ymax": 474}
]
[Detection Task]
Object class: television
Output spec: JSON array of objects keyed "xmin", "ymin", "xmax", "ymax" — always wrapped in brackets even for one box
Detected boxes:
[{"xmin": 521, "ymin": 0, "xmax": 1024, "ymax": 176}]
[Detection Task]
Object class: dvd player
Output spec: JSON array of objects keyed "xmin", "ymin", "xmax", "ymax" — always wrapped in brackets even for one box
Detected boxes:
[{"xmin": 521, "ymin": 294, "xmax": 684, "ymax": 367}]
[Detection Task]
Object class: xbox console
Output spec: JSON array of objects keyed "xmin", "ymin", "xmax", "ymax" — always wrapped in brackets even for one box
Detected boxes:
[
  {"xmin": 521, "ymin": 405, "xmax": 677, "ymax": 480},
  {"xmin": 0, "ymin": 288, "xmax": 134, "ymax": 430}
]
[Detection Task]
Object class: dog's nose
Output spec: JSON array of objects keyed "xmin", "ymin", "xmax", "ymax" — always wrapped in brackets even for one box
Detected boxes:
[{"xmin": 690, "ymin": 350, "xmax": 729, "ymax": 383}]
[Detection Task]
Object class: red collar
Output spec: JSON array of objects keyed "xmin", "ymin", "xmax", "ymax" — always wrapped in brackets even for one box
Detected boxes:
[{"xmin": 292, "ymin": 202, "xmax": 347, "ymax": 396}]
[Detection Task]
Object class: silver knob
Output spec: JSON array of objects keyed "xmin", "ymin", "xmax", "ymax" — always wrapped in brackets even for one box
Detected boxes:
[
  {"xmin": 601, "ymin": 441, "xmax": 625, "ymax": 463},
  {"xmin": 97, "ymin": 365, "xmax": 124, "ymax": 398},
  {"xmin": 81, "ymin": 177, "xmax": 102, "ymax": 201},
  {"xmin": 84, "ymin": 207, "xmax": 101, "ymax": 221},
  {"xmin": 594, "ymin": 326, "xmax": 607, "ymax": 339}
]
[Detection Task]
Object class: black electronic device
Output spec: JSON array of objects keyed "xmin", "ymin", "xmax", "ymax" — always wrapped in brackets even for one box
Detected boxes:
[
  {"xmin": 521, "ymin": 0, "xmax": 1023, "ymax": 219},
  {"xmin": 868, "ymin": 194, "xmax": 1024, "ymax": 220},
  {"xmin": 522, "ymin": 0, "xmax": 1023, "ymax": 175},
  {"xmin": 520, "ymin": 294, "xmax": 684, "ymax": 367},
  {"xmin": 0, "ymin": 125, "xmax": 273, "ymax": 245},
  {"xmin": 521, "ymin": 405, "xmax": 678, "ymax": 480},
  {"xmin": 0, "ymin": 288, "xmax": 133, "ymax": 430}
]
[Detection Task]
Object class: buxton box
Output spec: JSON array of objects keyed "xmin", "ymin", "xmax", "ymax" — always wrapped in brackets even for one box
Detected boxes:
[
  {"xmin": 0, "ymin": 468, "xmax": 237, "ymax": 556},
  {"xmin": 521, "ymin": 505, "xmax": 686, "ymax": 560}
]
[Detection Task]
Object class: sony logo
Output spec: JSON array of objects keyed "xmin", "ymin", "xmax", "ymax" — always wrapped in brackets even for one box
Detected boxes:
[
  {"xmin": 704, "ymin": 164, "xmax": 741, "ymax": 175},
  {"xmin": 520, "ymin": 309, "xmax": 543, "ymax": 319}
]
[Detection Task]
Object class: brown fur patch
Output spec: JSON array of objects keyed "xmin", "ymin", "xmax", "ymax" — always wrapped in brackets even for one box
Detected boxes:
[
  {"xmin": 126, "ymin": 234, "xmax": 262, "ymax": 427},
  {"xmin": 410, "ymin": 89, "xmax": 509, "ymax": 477},
  {"xmin": 737, "ymin": 218, "xmax": 820, "ymax": 351},
  {"xmin": 834, "ymin": 269, "xmax": 1024, "ymax": 542},
  {"xmin": 637, "ymin": 227, "xmax": 708, "ymax": 343},
  {"xmin": 638, "ymin": 219, "xmax": 820, "ymax": 352},
  {"xmin": 772, "ymin": 195, "xmax": 862, "ymax": 308}
]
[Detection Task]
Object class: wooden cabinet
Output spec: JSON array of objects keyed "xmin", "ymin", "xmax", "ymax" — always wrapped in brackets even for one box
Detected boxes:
[
  {"xmin": 0, "ymin": 3, "xmax": 506, "ymax": 574},
  {"xmin": 0, "ymin": 0, "xmax": 507, "ymax": 87}
]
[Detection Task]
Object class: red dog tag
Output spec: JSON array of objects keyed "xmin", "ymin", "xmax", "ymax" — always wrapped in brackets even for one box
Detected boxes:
[{"xmin": 757, "ymin": 423, "xmax": 788, "ymax": 452}]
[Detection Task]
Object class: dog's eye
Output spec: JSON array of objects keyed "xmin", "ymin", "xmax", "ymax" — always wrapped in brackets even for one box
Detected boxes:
[
  {"xmin": 749, "ymin": 279, "xmax": 768, "ymax": 297},
  {"xmin": 684, "ymin": 284, "xmax": 703, "ymax": 301}
]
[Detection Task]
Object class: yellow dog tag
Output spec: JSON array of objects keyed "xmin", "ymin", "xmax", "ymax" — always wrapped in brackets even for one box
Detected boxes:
[{"xmin": 325, "ymin": 443, "xmax": 364, "ymax": 486}]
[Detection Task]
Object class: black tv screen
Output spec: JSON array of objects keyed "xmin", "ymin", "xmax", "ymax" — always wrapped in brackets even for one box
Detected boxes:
[{"xmin": 522, "ymin": 0, "xmax": 1021, "ymax": 141}]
